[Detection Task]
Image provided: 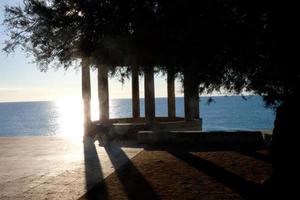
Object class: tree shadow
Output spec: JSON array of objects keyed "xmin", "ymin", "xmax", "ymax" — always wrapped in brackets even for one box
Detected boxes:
[
  {"xmin": 168, "ymin": 150, "xmax": 264, "ymax": 200},
  {"xmin": 83, "ymin": 137, "xmax": 108, "ymax": 200},
  {"xmin": 104, "ymin": 143, "xmax": 160, "ymax": 200}
]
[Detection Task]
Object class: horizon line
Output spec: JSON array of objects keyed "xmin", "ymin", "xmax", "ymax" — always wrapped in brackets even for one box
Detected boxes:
[{"xmin": 0, "ymin": 94, "xmax": 258, "ymax": 104}]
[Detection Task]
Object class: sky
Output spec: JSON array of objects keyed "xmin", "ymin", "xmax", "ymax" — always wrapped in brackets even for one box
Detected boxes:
[{"xmin": 0, "ymin": 0, "xmax": 187, "ymax": 102}]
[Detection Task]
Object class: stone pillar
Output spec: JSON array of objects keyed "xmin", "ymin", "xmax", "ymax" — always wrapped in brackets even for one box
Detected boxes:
[
  {"xmin": 132, "ymin": 67, "xmax": 140, "ymax": 118},
  {"xmin": 144, "ymin": 67, "xmax": 155, "ymax": 120},
  {"xmin": 98, "ymin": 65, "xmax": 109, "ymax": 122},
  {"xmin": 195, "ymin": 94, "xmax": 200, "ymax": 119},
  {"xmin": 167, "ymin": 71, "xmax": 176, "ymax": 118},
  {"xmin": 82, "ymin": 57, "xmax": 91, "ymax": 136},
  {"xmin": 184, "ymin": 73, "xmax": 199, "ymax": 121}
]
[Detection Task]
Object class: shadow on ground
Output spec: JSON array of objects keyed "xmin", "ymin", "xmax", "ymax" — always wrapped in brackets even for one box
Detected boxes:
[
  {"xmin": 83, "ymin": 137, "xmax": 108, "ymax": 199},
  {"xmin": 81, "ymin": 140, "xmax": 271, "ymax": 200},
  {"xmin": 168, "ymin": 150, "xmax": 263, "ymax": 199}
]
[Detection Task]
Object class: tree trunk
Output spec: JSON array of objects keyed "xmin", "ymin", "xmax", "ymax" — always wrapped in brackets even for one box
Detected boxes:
[{"xmin": 268, "ymin": 95, "xmax": 299, "ymax": 198}]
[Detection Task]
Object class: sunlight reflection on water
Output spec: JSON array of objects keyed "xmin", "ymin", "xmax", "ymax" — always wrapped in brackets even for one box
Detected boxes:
[
  {"xmin": 54, "ymin": 97, "xmax": 135, "ymax": 140},
  {"xmin": 54, "ymin": 97, "xmax": 137, "ymax": 140},
  {"xmin": 55, "ymin": 97, "xmax": 100, "ymax": 140}
]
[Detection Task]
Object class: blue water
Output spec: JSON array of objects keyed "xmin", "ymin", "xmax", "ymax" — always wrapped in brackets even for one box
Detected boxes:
[{"xmin": 0, "ymin": 96, "xmax": 275, "ymax": 136}]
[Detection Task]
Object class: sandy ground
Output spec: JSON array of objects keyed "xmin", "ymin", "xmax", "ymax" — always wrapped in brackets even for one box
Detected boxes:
[
  {"xmin": 81, "ymin": 147, "xmax": 272, "ymax": 200},
  {"xmin": 0, "ymin": 137, "xmax": 143, "ymax": 200}
]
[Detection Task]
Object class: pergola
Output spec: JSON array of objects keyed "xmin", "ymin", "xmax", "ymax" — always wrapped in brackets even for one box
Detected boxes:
[{"xmin": 81, "ymin": 58, "xmax": 202, "ymax": 138}]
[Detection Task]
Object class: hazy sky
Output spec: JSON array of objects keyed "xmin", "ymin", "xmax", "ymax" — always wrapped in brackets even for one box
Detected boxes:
[{"xmin": 0, "ymin": 0, "xmax": 186, "ymax": 102}]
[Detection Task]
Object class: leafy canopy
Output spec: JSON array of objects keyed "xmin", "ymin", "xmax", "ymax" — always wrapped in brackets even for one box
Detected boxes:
[{"xmin": 3, "ymin": 0, "xmax": 299, "ymax": 106}]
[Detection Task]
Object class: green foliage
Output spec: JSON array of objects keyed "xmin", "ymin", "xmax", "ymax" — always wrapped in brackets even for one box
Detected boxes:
[
  {"xmin": 3, "ymin": 0, "xmax": 135, "ymax": 70},
  {"xmin": 3, "ymin": 0, "xmax": 299, "ymax": 106}
]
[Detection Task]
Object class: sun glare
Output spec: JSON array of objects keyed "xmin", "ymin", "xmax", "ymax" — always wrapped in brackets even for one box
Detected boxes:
[
  {"xmin": 55, "ymin": 96, "xmax": 99, "ymax": 141},
  {"xmin": 55, "ymin": 97, "xmax": 83, "ymax": 140}
]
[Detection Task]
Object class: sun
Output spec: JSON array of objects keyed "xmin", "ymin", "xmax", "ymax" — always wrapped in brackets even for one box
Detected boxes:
[
  {"xmin": 54, "ymin": 96, "xmax": 100, "ymax": 140},
  {"xmin": 55, "ymin": 97, "xmax": 84, "ymax": 140}
]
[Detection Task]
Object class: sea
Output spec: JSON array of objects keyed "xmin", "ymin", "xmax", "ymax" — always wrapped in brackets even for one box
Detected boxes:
[{"xmin": 0, "ymin": 96, "xmax": 275, "ymax": 137}]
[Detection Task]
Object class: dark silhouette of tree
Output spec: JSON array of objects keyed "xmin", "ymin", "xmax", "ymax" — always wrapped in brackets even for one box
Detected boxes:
[
  {"xmin": 3, "ymin": 0, "xmax": 138, "ymax": 70},
  {"xmin": 3, "ymin": 0, "xmax": 299, "ymax": 197}
]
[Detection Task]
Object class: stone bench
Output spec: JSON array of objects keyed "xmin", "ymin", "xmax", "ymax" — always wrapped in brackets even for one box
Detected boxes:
[{"xmin": 137, "ymin": 130, "xmax": 266, "ymax": 147}]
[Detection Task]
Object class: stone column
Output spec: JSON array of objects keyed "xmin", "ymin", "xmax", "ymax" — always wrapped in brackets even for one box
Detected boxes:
[
  {"xmin": 195, "ymin": 94, "xmax": 200, "ymax": 119},
  {"xmin": 167, "ymin": 71, "xmax": 176, "ymax": 118},
  {"xmin": 82, "ymin": 57, "xmax": 91, "ymax": 136},
  {"xmin": 184, "ymin": 73, "xmax": 199, "ymax": 121},
  {"xmin": 144, "ymin": 67, "xmax": 155, "ymax": 120},
  {"xmin": 98, "ymin": 65, "xmax": 109, "ymax": 122},
  {"xmin": 132, "ymin": 67, "xmax": 140, "ymax": 118}
]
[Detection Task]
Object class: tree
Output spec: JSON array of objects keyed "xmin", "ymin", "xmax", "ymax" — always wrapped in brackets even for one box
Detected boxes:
[
  {"xmin": 3, "ymin": 0, "xmax": 299, "ymax": 197},
  {"xmin": 225, "ymin": 2, "xmax": 300, "ymax": 197},
  {"xmin": 3, "ymin": 0, "xmax": 133, "ymax": 69},
  {"xmin": 155, "ymin": 1, "xmax": 300, "ymax": 196},
  {"xmin": 156, "ymin": 1, "xmax": 299, "ymax": 197}
]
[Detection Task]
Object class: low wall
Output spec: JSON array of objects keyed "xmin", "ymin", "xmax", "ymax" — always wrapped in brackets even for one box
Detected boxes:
[
  {"xmin": 137, "ymin": 131, "xmax": 266, "ymax": 148},
  {"xmin": 93, "ymin": 118, "xmax": 202, "ymax": 140},
  {"xmin": 92, "ymin": 117, "xmax": 186, "ymax": 124}
]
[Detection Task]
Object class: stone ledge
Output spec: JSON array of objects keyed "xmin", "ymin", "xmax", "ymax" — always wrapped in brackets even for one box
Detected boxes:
[
  {"xmin": 137, "ymin": 131, "xmax": 266, "ymax": 147},
  {"xmin": 93, "ymin": 118, "xmax": 202, "ymax": 140}
]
